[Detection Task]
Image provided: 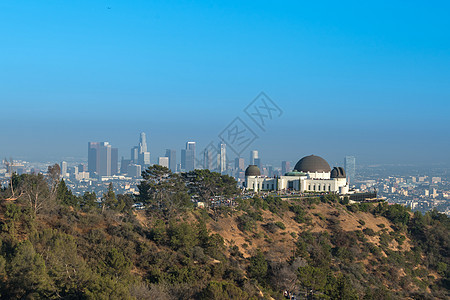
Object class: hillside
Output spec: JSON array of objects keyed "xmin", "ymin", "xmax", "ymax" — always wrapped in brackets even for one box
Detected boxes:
[{"xmin": 0, "ymin": 171, "xmax": 448, "ymax": 299}]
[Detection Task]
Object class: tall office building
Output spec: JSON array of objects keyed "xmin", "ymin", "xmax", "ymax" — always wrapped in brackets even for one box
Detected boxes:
[
  {"xmin": 268, "ymin": 165, "xmax": 274, "ymax": 177},
  {"xmin": 158, "ymin": 157, "xmax": 169, "ymax": 168},
  {"xmin": 254, "ymin": 158, "xmax": 262, "ymax": 170},
  {"xmin": 218, "ymin": 142, "xmax": 226, "ymax": 173},
  {"xmin": 203, "ymin": 149, "xmax": 212, "ymax": 170},
  {"xmin": 131, "ymin": 146, "xmax": 139, "ymax": 163},
  {"xmin": 138, "ymin": 132, "xmax": 150, "ymax": 167},
  {"xmin": 120, "ymin": 157, "xmax": 131, "ymax": 174},
  {"xmin": 127, "ymin": 164, "xmax": 142, "ymax": 178},
  {"xmin": 344, "ymin": 156, "xmax": 356, "ymax": 184},
  {"xmin": 235, "ymin": 157, "xmax": 245, "ymax": 171},
  {"xmin": 111, "ymin": 147, "xmax": 118, "ymax": 175},
  {"xmin": 281, "ymin": 161, "xmax": 291, "ymax": 175},
  {"xmin": 130, "ymin": 132, "xmax": 150, "ymax": 169},
  {"xmin": 250, "ymin": 150, "xmax": 258, "ymax": 165},
  {"xmin": 60, "ymin": 161, "xmax": 67, "ymax": 177},
  {"xmin": 165, "ymin": 149, "xmax": 177, "ymax": 172},
  {"xmin": 181, "ymin": 142, "xmax": 196, "ymax": 171},
  {"xmin": 88, "ymin": 142, "xmax": 100, "ymax": 176},
  {"xmin": 139, "ymin": 132, "xmax": 148, "ymax": 153},
  {"xmin": 88, "ymin": 142, "xmax": 118, "ymax": 177},
  {"xmin": 98, "ymin": 142, "xmax": 111, "ymax": 176},
  {"xmin": 138, "ymin": 152, "xmax": 151, "ymax": 168}
]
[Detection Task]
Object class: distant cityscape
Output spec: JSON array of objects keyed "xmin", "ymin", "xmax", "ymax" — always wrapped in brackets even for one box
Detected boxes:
[{"xmin": 1, "ymin": 133, "xmax": 449, "ymax": 216}]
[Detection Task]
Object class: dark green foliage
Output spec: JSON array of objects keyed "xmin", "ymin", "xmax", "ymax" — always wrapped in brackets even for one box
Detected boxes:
[
  {"xmin": 363, "ymin": 228, "xmax": 376, "ymax": 236},
  {"xmin": 104, "ymin": 247, "xmax": 132, "ymax": 277},
  {"xmin": 248, "ymin": 250, "xmax": 268, "ymax": 282},
  {"xmin": 275, "ymin": 221, "xmax": 286, "ymax": 230},
  {"xmin": 340, "ymin": 196, "xmax": 350, "ymax": 205},
  {"xmin": 102, "ymin": 182, "xmax": 118, "ymax": 211},
  {"xmin": 5, "ymin": 240, "xmax": 53, "ymax": 298},
  {"xmin": 236, "ymin": 213, "xmax": 258, "ymax": 232},
  {"xmin": 297, "ymin": 265, "xmax": 328, "ymax": 292},
  {"xmin": 56, "ymin": 179, "xmax": 78, "ymax": 207},
  {"xmin": 183, "ymin": 169, "xmax": 239, "ymax": 201},
  {"xmin": 290, "ymin": 204, "xmax": 307, "ymax": 223},
  {"xmin": 80, "ymin": 191, "xmax": 98, "ymax": 210},
  {"xmin": 139, "ymin": 165, "xmax": 193, "ymax": 219},
  {"xmin": 374, "ymin": 202, "xmax": 410, "ymax": 225},
  {"xmin": 407, "ymin": 210, "xmax": 450, "ymax": 290},
  {"xmin": 263, "ymin": 196, "xmax": 289, "ymax": 214},
  {"xmin": 321, "ymin": 193, "xmax": 340, "ymax": 203}
]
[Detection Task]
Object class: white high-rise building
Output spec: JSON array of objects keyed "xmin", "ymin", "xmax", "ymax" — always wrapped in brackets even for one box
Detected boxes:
[
  {"xmin": 60, "ymin": 161, "xmax": 67, "ymax": 177},
  {"xmin": 250, "ymin": 150, "xmax": 259, "ymax": 165},
  {"xmin": 158, "ymin": 157, "xmax": 169, "ymax": 168},
  {"xmin": 139, "ymin": 132, "xmax": 148, "ymax": 153},
  {"xmin": 132, "ymin": 132, "xmax": 150, "ymax": 168},
  {"xmin": 219, "ymin": 142, "xmax": 226, "ymax": 173}
]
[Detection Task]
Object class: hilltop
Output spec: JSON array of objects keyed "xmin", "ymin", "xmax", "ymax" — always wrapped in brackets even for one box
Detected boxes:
[{"xmin": 0, "ymin": 169, "xmax": 448, "ymax": 299}]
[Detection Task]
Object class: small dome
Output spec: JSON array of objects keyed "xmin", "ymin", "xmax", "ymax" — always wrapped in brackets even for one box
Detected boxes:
[
  {"xmin": 331, "ymin": 167, "xmax": 346, "ymax": 178},
  {"xmin": 245, "ymin": 165, "xmax": 261, "ymax": 176},
  {"xmin": 294, "ymin": 155, "xmax": 331, "ymax": 173}
]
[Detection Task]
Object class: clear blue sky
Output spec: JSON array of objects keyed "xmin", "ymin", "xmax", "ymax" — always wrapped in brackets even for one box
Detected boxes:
[{"xmin": 1, "ymin": 0, "xmax": 449, "ymax": 166}]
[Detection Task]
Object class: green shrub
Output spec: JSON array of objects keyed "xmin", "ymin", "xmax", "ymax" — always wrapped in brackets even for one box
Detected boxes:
[{"xmin": 274, "ymin": 221, "xmax": 286, "ymax": 230}]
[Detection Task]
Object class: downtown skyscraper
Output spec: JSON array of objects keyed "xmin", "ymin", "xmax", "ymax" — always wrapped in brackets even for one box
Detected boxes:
[
  {"xmin": 129, "ymin": 132, "xmax": 150, "ymax": 171},
  {"xmin": 344, "ymin": 156, "xmax": 356, "ymax": 184},
  {"xmin": 137, "ymin": 132, "xmax": 150, "ymax": 167},
  {"xmin": 235, "ymin": 157, "xmax": 245, "ymax": 171},
  {"xmin": 165, "ymin": 149, "xmax": 177, "ymax": 172},
  {"xmin": 203, "ymin": 149, "xmax": 212, "ymax": 170},
  {"xmin": 181, "ymin": 142, "xmax": 196, "ymax": 172},
  {"xmin": 250, "ymin": 150, "xmax": 258, "ymax": 165},
  {"xmin": 218, "ymin": 142, "xmax": 226, "ymax": 174},
  {"xmin": 88, "ymin": 142, "xmax": 118, "ymax": 177}
]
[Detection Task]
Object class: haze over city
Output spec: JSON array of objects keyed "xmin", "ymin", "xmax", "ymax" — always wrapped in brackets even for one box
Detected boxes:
[
  {"xmin": 1, "ymin": 2, "xmax": 450, "ymax": 299},
  {"xmin": 1, "ymin": 1, "xmax": 450, "ymax": 166}
]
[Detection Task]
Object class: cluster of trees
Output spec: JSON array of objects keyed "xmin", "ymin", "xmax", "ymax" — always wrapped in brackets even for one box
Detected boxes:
[{"xmin": 0, "ymin": 165, "xmax": 448, "ymax": 299}]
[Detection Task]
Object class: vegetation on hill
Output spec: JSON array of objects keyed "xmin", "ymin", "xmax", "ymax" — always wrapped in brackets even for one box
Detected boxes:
[{"xmin": 0, "ymin": 165, "xmax": 448, "ymax": 299}]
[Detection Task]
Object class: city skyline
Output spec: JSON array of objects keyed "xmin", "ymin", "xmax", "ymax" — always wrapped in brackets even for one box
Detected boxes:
[{"xmin": 1, "ymin": 1, "xmax": 450, "ymax": 166}]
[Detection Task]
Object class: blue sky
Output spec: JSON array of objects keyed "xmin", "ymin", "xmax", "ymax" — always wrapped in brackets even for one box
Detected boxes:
[{"xmin": 1, "ymin": 0, "xmax": 449, "ymax": 166}]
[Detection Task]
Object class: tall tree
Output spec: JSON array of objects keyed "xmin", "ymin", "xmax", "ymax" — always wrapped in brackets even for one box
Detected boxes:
[
  {"xmin": 80, "ymin": 192, "xmax": 97, "ymax": 211},
  {"xmin": 138, "ymin": 165, "xmax": 191, "ymax": 219},
  {"xmin": 47, "ymin": 164, "xmax": 61, "ymax": 202},
  {"xmin": 56, "ymin": 179, "xmax": 78, "ymax": 207},
  {"xmin": 102, "ymin": 183, "xmax": 117, "ymax": 212},
  {"xmin": 17, "ymin": 174, "xmax": 52, "ymax": 216}
]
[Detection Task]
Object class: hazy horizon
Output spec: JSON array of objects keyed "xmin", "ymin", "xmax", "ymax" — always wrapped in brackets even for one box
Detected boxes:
[{"xmin": 2, "ymin": 1, "xmax": 449, "ymax": 166}]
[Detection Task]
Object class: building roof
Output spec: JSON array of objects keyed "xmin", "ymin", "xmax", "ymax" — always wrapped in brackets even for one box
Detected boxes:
[
  {"xmin": 293, "ymin": 155, "xmax": 331, "ymax": 173},
  {"xmin": 245, "ymin": 165, "xmax": 261, "ymax": 176},
  {"xmin": 331, "ymin": 167, "xmax": 346, "ymax": 178}
]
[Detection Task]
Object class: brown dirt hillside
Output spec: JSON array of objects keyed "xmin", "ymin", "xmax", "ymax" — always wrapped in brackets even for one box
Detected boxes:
[{"xmin": 201, "ymin": 200, "xmax": 413, "ymax": 259}]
